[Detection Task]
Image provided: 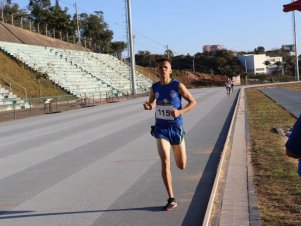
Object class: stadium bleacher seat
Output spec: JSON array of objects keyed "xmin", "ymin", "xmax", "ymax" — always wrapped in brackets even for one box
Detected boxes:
[{"xmin": 0, "ymin": 41, "xmax": 153, "ymax": 98}]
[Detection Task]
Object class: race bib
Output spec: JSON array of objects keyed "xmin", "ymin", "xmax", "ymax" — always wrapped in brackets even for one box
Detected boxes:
[{"xmin": 156, "ymin": 105, "xmax": 174, "ymax": 120}]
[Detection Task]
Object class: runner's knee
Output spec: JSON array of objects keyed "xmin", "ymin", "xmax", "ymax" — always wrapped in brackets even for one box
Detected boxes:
[{"xmin": 176, "ymin": 159, "xmax": 186, "ymax": 170}]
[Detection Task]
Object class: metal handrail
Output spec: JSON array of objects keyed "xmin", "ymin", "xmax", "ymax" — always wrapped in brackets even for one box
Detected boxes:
[{"xmin": 0, "ymin": 75, "xmax": 27, "ymax": 100}]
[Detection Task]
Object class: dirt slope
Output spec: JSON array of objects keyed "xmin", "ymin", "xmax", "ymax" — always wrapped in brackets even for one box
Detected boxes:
[
  {"xmin": 137, "ymin": 66, "xmax": 227, "ymax": 87},
  {"xmin": 0, "ymin": 21, "xmax": 90, "ymax": 51}
]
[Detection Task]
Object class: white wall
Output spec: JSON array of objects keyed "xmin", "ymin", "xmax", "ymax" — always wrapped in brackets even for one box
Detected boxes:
[{"xmin": 237, "ymin": 54, "xmax": 282, "ymax": 75}]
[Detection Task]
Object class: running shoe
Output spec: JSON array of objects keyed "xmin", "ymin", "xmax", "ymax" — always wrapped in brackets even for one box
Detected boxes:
[{"xmin": 163, "ymin": 198, "xmax": 177, "ymax": 211}]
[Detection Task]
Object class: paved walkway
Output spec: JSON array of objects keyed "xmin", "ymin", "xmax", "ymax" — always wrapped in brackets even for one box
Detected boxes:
[{"xmin": 260, "ymin": 87, "xmax": 301, "ymax": 118}]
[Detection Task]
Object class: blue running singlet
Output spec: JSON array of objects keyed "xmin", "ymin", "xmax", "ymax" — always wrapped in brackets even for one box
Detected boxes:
[{"xmin": 152, "ymin": 80, "xmax": 183, "ymax": 126}]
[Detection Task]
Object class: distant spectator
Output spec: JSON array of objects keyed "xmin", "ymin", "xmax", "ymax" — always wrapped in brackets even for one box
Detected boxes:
[{"xmin": 225, "ymin": 82, "xmax": 231, "ymax": 95}]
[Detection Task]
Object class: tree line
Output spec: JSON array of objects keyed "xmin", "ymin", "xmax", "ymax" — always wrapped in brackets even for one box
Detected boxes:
[
  {"xmin": 135, "ymin": 46, "xmax": 296, "ymax": 77},
  {"xmin": 0, "ymin": 0, "xmax": 127, "ymax": 58}
]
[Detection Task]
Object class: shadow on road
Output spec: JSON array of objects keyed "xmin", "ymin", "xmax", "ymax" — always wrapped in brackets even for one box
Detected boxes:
[
  {"xmin": 182, "ymin": 91, "xmax": 239, "ymax": 226},
  {"xmin": 0, "ymin": 206, "xmax": 163, "ymax": 219}
]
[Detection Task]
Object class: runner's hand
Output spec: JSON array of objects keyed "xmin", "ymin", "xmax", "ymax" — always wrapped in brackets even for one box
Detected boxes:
[
  {"xmin": 143, "ymin": 101, "xmax": 152, "ymax": 110},
  {"xmin": 171, "ymin": 108, "xmax": 181, "ymax": 117}
]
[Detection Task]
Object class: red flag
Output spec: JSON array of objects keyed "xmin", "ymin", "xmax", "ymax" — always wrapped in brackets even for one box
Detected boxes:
[{"xmin": 283, "ymin": 0, "xmax": 301, "ymax": 12}]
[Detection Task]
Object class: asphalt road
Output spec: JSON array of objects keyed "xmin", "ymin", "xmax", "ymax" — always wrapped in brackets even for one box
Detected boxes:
[
  {"xmin": 260, "ymin": 87, "xmax": 301, "ymax": 118},
  {"xmin": 0, "ymin": 87, "xmax": 238, "ymax": 226}
]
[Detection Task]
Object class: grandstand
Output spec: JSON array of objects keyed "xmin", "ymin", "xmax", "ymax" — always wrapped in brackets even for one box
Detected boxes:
[
  {"xmin": 0, "ymin": 41, "xmax": 152, "ymax": 98},
  {"xmin": 0, "ymin": 21, "xmax": 153, "ymax": 112}
]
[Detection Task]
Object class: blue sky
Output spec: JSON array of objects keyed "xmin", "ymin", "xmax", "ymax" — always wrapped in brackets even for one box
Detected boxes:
[{"xmin": 16, "ymin": 0, "xmax": 301, "ymax": 55}]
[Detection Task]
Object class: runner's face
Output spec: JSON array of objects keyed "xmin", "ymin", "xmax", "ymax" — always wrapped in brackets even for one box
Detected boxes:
[{"xmin": 158, "ymin": 61, "xmax": 172, "ymax": 78}]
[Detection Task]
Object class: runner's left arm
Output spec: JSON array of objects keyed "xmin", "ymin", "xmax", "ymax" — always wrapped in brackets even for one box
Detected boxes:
[{"xmin": 172, "ymin": 83, "xmax": 197, "ymax": 117}]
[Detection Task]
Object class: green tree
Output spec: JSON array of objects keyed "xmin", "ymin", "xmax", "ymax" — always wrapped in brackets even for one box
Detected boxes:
[
  {"xmin": 28, "ymin": 0, "xmax": 73, "ymax": 36},
  {"xmin": 110, "ymin": 41, "xmax": 127, "ymax": 60},
  {"xmin": 28, "ymin": 0, "xmax": 52, "ymax": 32},
  {"xmin": 79, "ymin": 11, "xmax": 113, "ymax": 52},
  {"xmin": 28, "ymin": 0, "xmax": 51, "ymax": 23},
  {"xmin": 47, "ymin": 4, "xmax": 72, "ymax": 36},
  {"xmin": 254, "ymin": 46, "xmax": 265, "ymax": 54},
  {"xmin": 135, "ymin": 51, "xmax": 162, "ymax": 67},
  {"xmin": 264, "ymin": 60, "xmax": 271, "ymax": 67},
  {"xmin": 1, "ymin": 0, "xmax": 21, "ymax": 23}
]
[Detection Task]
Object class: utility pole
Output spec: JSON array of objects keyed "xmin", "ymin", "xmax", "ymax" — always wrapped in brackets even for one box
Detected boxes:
[
  {"xmin": 74, "ymin": 2, "xmax": 81, "ymax": 45},
  {"xmin": 192, "ymin": 56, "xmax": 195, "ymax": 73},
  {"xmin": 292, "ymin": 7, "xmax": 300, "ymax": 81},
  {"xmin": 166, "ymin": 45, "xmax": 170, "ymax": 59},
  {"xmin": 245, "ymin": 58, "xmax": 248, "ymax": 84},
  {"xmin": 126, "ymin": 0, "xmax": 136, "ymax": 96}
]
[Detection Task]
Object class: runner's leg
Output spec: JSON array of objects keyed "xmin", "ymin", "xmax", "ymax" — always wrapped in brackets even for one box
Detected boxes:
[
  {"xmin": 157, "ymin": 138, "xmax": 174, "ymax": 198},
  {"xmin": 172, "ymin": 139, "xmax": 187, "ymax": 169}
]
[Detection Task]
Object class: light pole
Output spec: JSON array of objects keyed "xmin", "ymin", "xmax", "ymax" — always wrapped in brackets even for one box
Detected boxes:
[
  {"xmin": 292, "ymin": 7, "xmax": 300, "ymax": 81},
  {"xmin": 74, "ymin": 2, "xmax": 81, "ymax": 45},
  {"xmin": 126, "ymin": 0, "xmax": 136, "ymax": 96}
]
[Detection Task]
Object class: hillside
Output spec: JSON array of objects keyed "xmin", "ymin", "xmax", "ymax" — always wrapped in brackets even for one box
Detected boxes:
[
  {"xmin": 0, "ymin": 51, "xmax": 68, "ymax": 98},
  {"xmin": 136, "ymin": 66, "xmax": 227, "ymax": 88},
  {"xmin": 174, "ymin": 70, "xmax": 227, "ymax": 88},
  {"xmin": 0, "ymin": 21, "xmax": 89, "ymax": 51}
]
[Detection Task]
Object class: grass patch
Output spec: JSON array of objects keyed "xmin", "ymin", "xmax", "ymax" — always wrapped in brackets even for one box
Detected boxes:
[
  {"xmin": 246, "ymin": 84, "xmax": 301, "ymax": 225},
  {"xmin": 0, "ymin": 51, "xmax": 68, "ymax": 98}
]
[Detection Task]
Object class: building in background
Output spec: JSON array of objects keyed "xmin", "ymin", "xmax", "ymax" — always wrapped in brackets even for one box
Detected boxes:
[
  {"xmin": 203, "ymin": 45, "xmax": 224, "ymax": 53},
  {"xmin": 237, "ymin": 54, "xmax": 283, "ymax": 75}
]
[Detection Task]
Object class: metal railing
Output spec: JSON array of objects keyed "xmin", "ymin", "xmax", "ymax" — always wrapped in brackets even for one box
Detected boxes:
[
  {"xmin": 0, "ymin": 75, "xmax": 27, "ymax": 100},
  {"xmin": 0, "ymin": 91, "xmax": 148, "ymax": 122}
]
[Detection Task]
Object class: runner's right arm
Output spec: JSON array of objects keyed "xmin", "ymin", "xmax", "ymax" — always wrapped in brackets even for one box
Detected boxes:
[{"xmin": 143, "ymin": 87, "xmax": 156, "ymax": 110}]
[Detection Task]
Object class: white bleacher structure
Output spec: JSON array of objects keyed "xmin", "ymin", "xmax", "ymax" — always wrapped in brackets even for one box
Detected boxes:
[
  {"xmin": 0, "ymin": 41, "xmax": 153, "ymax": 98},
  {"xmin": 0, "ymin": 84, "xmax": 29, "ymax": 111}
]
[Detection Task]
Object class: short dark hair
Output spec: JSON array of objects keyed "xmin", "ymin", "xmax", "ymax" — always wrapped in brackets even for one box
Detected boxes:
[{"xmin": 158, "ymin": 58, "xmax": 171, "ymax": 65}]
